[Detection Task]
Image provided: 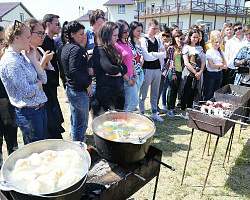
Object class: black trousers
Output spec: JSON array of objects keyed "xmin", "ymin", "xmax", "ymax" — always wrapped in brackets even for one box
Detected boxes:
[
  {"xmin": 0, "ymin": 112, "xmax": 17, "ymax": 166},
  {"xmin": 93, "ymin": 86, "xmax": 125, "ymax": 117},
  {"xmin": 181, "ymin": 76, "xmax": 198, "ymax": 111}
]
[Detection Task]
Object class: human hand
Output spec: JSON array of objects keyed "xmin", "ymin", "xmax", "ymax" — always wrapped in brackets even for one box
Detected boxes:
[
  {"xmin": 195, "ymin": 71, "xmax": 202, "ymax": 80},
  {"xmin": 164, "ymin": 42, "xmax": 171, "ymax": 50},
  {"xmin": 36, "ymin": 81, "xmax": 43, "ymax": 90},
  {"xmin": 43, "ymin": 50, "xmax": 54, "ymax": 63},
  {"xmin": 88, "ymin": 68, "xmax": 94, "ymax": 76},
  {"xmin": 25, "ymin": 45, "xmax": 36, "ymax": 62},
  {"xmin": 172, "ymin": 75, "xmax": 177, "ymax": 81},
  {"xmin": 87, "ymin": 85, "xmax": 92, "ymax": 96},
  {"xmin": 128, "ymin": 79, "xmax": 134, "ymax": 86},
  {"xmin": 109, "ymin": 72, "xmax": 122, "ymax": 77}
]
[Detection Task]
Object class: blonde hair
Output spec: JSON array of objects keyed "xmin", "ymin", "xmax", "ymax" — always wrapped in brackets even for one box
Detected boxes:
[
  {"xmin": 5, "ymin": 20, "xmax": 27, "ymax": 45},
  {"xmin": 210, "ymin": 30, "xmax": 226, "ymax": 65}
]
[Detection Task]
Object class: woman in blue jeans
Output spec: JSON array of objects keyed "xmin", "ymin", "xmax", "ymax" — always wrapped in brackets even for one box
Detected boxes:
[
  {"xmin": 61, "ymin": 21, "xmax": 91, "ymax": 142},
  {"xmin": 0, "ymin": 21, "xmax": 47, "ymax": 145},
  {"xmin": 203, "ymin": 30, "xmax": 227, "ymax": 101}
]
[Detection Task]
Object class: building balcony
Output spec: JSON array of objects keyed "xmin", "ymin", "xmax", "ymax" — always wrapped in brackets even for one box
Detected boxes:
[{"xmin": 138, "ymin": 1, "xmax": 249, "ymax": 19}]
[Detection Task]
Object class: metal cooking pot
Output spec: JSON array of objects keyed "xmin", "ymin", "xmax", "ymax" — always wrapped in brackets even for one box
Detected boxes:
[
  {"xmin": 0, "ymin": 139, "xmax": 91, "ymax": 200},
  {"xmin": 92, "ymin": 112, "xmax": 156, "ymax": 164}
]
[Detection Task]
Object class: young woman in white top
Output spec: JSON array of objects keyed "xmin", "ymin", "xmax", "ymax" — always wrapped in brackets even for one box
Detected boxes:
[
  {"xmin": 203, "ymin": 30, "xmax": 227, "ymax": 101},
  {"xmin": 180, "ymin": 29, "xmax": 205, "ymax": 119}
]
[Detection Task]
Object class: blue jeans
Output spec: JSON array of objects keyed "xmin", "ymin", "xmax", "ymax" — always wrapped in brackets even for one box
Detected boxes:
[
  {"xmin": 66, "ymin": 87, "xmax": 89, "ymax": 142},
  {"xmin": 124, "ymin": 76, "xmax": 139, "ymax": 111},
  {"xmin": 15, "ymin": 105, "xmax": 47, "ymax": 145},
  {"xmin": 203, "ymin": 70, "xmax": 223, "ymax": 101},
  {"xmin": 161, "ymin": 75, "xmax": 169, "ymax": 106},
  {"xmin": 136, "ymin": 68, "xmax": 144, "ymax": 92}
]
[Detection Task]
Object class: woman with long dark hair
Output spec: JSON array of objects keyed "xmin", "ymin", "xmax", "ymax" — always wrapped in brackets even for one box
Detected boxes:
[
  {"xmin": 115, "ymin": 20, "xmax": 137, "ymax": 111},
  {"xmin": 163, "ymin": 30, "xmax": 185, "ymax": 117},
  {"xmin": 128, "ymin": 21, "xmax": 144, "ymax": 110},
  {"xmin": 180, "ymin": 29, "xmax": 205, "ymax": 119},
  {"xmin": 61, "ymin": 21, "xmax": 91, "ymax": 142},
  {"xmin": 93, "ymin": 21, "xmax": 127, "ymax": 116}
]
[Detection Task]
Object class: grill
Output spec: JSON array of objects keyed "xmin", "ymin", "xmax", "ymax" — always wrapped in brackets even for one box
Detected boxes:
[{"xmin": 181, "ymin": 85, "xmax": 250, "ymax": 193}]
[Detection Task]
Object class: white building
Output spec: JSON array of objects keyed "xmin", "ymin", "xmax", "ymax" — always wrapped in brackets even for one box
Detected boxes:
[
  {"xmin": 104, "ymin": 0, "xmax": 249, "ymax": 32},
  {"xmin": 0, "ymin": 2, "xmax": 34, "ymax": 28}
]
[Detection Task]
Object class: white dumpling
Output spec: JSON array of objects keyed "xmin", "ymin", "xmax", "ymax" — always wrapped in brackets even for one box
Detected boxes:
[
  {"xmin": 28, "ymin": 153, "xmax": 42, "ymax": 166},
  {"xmin": 57, "ymin": 172, "xmax": 82, "ymax": 189},
  {"xmin": 13, "ymin": 171, "xmax": 37, "ymax": 182},
  {"xmin": 26, "ymin": 180, "xmax": 42, "ymax": 194}
]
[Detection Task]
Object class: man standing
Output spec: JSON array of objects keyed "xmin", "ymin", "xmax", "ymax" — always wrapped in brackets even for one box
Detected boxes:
[
  {"xmin": 234, "ymin": 24, "xmax": 250, "ymax": 128},
  {"xmin": 41, "ymin": 14, "xmax": 64, "ymax": 139},
  {"xmin": 83, "ymin": 9, "xmax": 105, "ymax": 54},
  {"xmin": 195, "ymin": 19, "xmax": 208, "ymax": 42},
  {"xmin": 139, "ymin": 19, "xmax": 166, "ymax": 122},
  {"xmin": 223, "ymin": 21, "xmax": 246, "ymax": 87}
]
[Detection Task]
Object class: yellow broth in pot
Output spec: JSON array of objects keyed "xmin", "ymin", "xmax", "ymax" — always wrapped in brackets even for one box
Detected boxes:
[{"xmin": 96, "ymin": 118, "xmax": 154, "ymax": 142}]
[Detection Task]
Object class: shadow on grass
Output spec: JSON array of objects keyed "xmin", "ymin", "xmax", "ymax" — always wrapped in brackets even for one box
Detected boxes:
[{"xmin": 225, "ymin": 139, "xmax": 250, "ymax": 198}]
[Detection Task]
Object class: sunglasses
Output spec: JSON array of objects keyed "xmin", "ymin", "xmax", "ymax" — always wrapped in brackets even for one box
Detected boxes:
[
  {"xmin": 50, "ymin": 22, "xmax": 61, "ymax": 27},
  {"xmin": 31, "ymin": 31, "xmax": 46, "ymax": 38},
  {"xmin": 162, "ymin": 34, "xmax": 171, "ymax": 37},
  {"xmin": 122, "ymin": 30, "xmax": 129, "ymax": 34},
  {"xmin": 234, "ymin": 27, "xmax": 242, "ymax": 32},
  {"xmin": 13, "ymin": 20, "xmax": 23, "ymax": 31}
]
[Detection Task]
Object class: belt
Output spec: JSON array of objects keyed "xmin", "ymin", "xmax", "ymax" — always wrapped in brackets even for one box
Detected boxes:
[{"xmin": 18, "ymin": 103, "xmax": 45, "ymax": 112}]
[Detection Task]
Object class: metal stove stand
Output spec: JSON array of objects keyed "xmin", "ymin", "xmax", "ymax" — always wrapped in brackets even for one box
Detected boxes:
[
  {"xmin": 180, "ymin": 117, "xmax": 237, "ymax": 193},
  {"xmin": 81, "ymin": 145, "xmax": 162, "ymax": 200}
]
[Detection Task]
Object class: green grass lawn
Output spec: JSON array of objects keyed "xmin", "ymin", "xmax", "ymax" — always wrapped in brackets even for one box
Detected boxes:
[{"xmin": 3, "ymin": 84, "xmax": 250, "ymax": 200}]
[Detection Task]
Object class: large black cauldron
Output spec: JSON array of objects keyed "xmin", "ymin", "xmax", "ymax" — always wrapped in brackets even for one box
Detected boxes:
[{"xmin": 92, "ymin": 112, "xmax": 156, "ymax": 164}]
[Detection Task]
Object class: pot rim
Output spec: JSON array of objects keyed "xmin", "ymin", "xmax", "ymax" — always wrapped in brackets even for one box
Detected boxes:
[
  {"xmin": 92, "ymin": 111, "xmax": 156, "ymax": 144},
  {"xmin": 1, "ymin": 139, "xmax": 91, "ymax": 195}
]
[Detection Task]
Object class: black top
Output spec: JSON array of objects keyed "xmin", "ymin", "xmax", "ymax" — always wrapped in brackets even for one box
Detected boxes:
[
  {"xmin": 41, "ymin": 35, "xmax": 60, "ymax": 87},
  {"xmin": 143, "ymin": 38, "xmax": 161, "ymax": 70},
  {"xmin": 93, "ymin": 46, "xmax": 127, "ymax": 89},
  {"xmin": 0, "ymin": 78, "xmax": 8, "ymax": 99},
  {"xmin": 61, "ymin": 43, "xmax": 91, "ymax": 91}
]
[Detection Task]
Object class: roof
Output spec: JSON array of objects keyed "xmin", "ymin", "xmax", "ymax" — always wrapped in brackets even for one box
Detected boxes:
[
  {"xmin": 104, "ymin": 0, "xmax": 135, "ymax": 6},
  {"xmin": 76, "ymin": 12, "xmax": 108, "ymax": 22},
  {"xmin": 0, "ymin": 2, "xmax": 34, "ymax": 19}
]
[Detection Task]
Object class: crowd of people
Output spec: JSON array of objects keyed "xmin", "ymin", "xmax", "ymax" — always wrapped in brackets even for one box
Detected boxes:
[{"xmin": 0, "ymin": 9, "xmax": 249, "ymax": 165}]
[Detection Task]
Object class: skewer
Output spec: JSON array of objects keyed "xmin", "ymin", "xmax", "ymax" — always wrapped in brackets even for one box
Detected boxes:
[
  {"xmin": 193, "ymin": 105, "xmax": 250, "ymax": 120},
  {"xmin": 187, "ymin": 108, "xmax": 248, "ymax": 126}
]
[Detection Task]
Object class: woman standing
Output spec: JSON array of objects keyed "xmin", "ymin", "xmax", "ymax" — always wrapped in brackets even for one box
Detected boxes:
[
  {"xmin": 163, "ymin": 30, "xmax": 185, "ymax": 117},
  {"xmin": 61, "ymin": 21, "xmax": 91, "ymax": 142},
  {"xmin": 180, "ymin": 29, "xmax": 205, "ymax": 119},
  {"xmin": 25, "ymin": 19, "xmax": 55, "ymax": 73},
  {"xmin": 203, "ymin": 30, "xmax": 227, "ymax": 100},
  {"xmin": 128, "ymin": 21, "xmax": 144, "ymax": 110},
  {"xmin": 93, "ymin": 21, "xmax": 127, "ymax": 116},
  {"xmin": 0, "ymin": 21, "xmax": 47, "ymax": 144},
  {"xmin": 115, "ymin": 20, "xmax": 137, "ymax": 111}
]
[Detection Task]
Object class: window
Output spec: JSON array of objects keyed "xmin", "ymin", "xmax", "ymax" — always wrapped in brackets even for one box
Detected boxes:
[
  {"xmin": 138, "ymin": 2, "xmax": 145, "ymax": 11},
  {"xmin": 208, "ymin": 0, "xmax": 215, "ymax": 3},
  {"xmin": 234, "ymin": 0, "xmax": 241, "ymax": 6},
  {"xmin": 118, "ymin": 5, "xmax": 125, "ymax": 14},
  {"xmin": 20, "ymin": 13, "xmax": 24, "ymax": 22},
  {"xmin": 197, "ymin": 0, "xmax": 204, "ymax": 5}
]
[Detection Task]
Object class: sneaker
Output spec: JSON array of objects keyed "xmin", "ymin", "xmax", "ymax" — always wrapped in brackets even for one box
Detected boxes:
[
  {"xmin": 172, "ymin": 110, "xmax": 180, "ymax": 115},
  {"xmin": 162, "ymin": 105, "xmax": 168, "ymax": 111},
  {"xmin": 157, "ymin": 107, "xmax": 163, "ymax": 114},
  {"xmin": 176, "ymin": 101, "xmax": 181, "ymax": 108},
  {"xmin": 167, "ymin": 111, "xmax": 175, "ymax": 117},
  {"xmin": 180, "ymin": 113, "xmax": 189, "ymax": 120},
  {"xmin": 151, "ymin": 113, "xmax": 164, "ymax": 122}
]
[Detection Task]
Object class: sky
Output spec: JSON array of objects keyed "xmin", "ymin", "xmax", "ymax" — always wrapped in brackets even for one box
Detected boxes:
[{"xmin": 1, "ymin": 0, "xmax": 107, "ymax": 23}]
